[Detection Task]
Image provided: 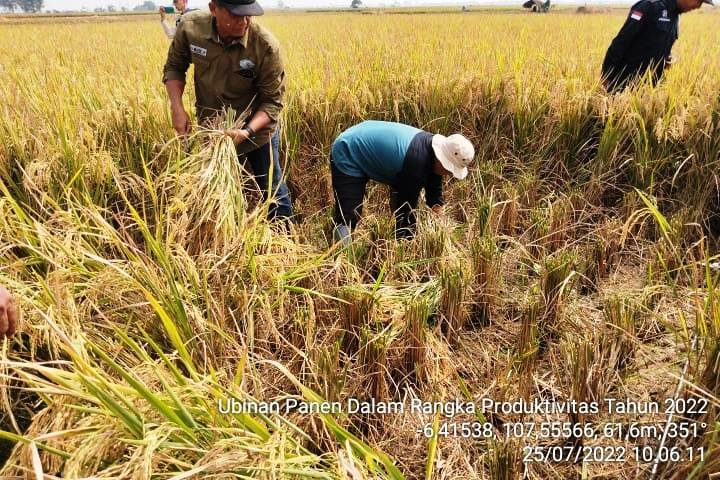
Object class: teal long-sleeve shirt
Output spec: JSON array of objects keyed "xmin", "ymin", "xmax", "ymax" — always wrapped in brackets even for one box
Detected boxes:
[
  {"xmin": 330, "ymin": 120, "xmax": 444, "ymax": 207},
  {"xmin": 331, "ymin": 121, "xmax": 422, "ymax": 184}
]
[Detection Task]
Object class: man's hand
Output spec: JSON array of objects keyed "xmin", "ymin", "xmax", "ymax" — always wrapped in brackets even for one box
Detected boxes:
[
  {"xmin": 165, "ymin": 80, "xmax": 189, "ymax": 137},
  {"xmin": 224, "ymin": 128, "xmax": 250, "ymax": 146},
  {"xmin": 0, "ymin": 285, "xmax": 17, "ymax": 337},
  {"xmin": 601, "ymin": 75, "xmax": 611, "ymax": 90},
  {"xmin": 159, "ymin": 6, "xmax": 166, "ymax": 20},
  {"xmin": 665, "ymin": 55, "xmax": 677, "ymax": 69},
  {"xmin": 431, "ymin": 205, "xmax": 445, "ymax": 217},
  {"xmin": 171, "ymin": 106, "xmax": 191, "ymax": 137}
]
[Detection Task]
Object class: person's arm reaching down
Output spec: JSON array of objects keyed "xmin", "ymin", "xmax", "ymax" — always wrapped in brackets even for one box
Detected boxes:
[
  {"xmin": 0, "ymin": 285, "xmax": 17, "ymax": 337},
  {"xmin": 162, "ymin": 22, "xmax": 192, "ymax": 135}
]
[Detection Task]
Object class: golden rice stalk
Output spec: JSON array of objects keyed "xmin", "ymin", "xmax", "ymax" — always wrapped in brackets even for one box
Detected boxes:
[
  {"xmin": 602, "ymin": 295, "xmax": 639, "ymax": 371},
  {"xmin": 339, "ymin": 287, "xmax": 379, "ymax": 354},
  {"xmin": 403, "ymin": 294, "xmax": 431, "ymax": 384},
  {"xmin": 487, "ymin": 439, "xmax": 522, "ymax": 480},
  {"xmin": 560, "ymin": 335, "xmax": 597, "ymax": 427},
  {"xmin": 22, "ymin": 158, "xmax": 53, "ymax": 194},
  {"xmin": 313, "ymin": 339, "xmax": 346, "ymax": 403},
  {"xmin": 469, "ymin": 235, "xmax": 500, "ymax": 327},
  {"xmin": 438, "ymin": 260, "xmax": 471, "ymax": 343},
  {"xmin": 359, "ymin": 324, "xmax": 393, "ymax": 401},
  {"xmin": 516, "ymin": 296, "xmax": 540, "ymax": 399},
  {"xmin": 539, "ymin": 251, "xmax": 577, "ymax": 347},
  {"xmin": 163, "ymin": 132, "xmax": 251, "ymax": 254}
]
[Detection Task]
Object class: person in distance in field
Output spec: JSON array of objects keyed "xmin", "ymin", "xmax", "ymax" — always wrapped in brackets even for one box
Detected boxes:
[
  {"xmin": 159, "ymin": 0, "xmax": 198, "ymax": 39},
  {"xmin": 330, "ymin": 120, "xmax": 475, "ymax": 244},
  {"xmin": 601, "ymin": 0, "xmax": 712, "ymax": 93},
  {"xmin": 163, "ymin": 0, "xmax": 294, "ymax": 221},
  {"xmin": 0, "ymin": 285, "xmax": 17, "ymax": 337}
]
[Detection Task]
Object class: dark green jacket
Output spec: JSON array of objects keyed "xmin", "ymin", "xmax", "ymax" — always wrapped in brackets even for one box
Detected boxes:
[{"xmin": 163, "ymin": 11, "xmax": 285, "ymax": 153}]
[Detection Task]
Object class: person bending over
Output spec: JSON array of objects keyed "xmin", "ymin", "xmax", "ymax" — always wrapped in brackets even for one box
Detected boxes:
[{"xmin": 330, "ymin": 120, "xmax": 475, "ymax": 243}]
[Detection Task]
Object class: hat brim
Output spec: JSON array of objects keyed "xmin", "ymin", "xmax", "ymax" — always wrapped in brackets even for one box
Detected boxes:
[
  {"xmin": 703, "ymin": 0, "xmax": 713, "ymax": 5},
  {"xmin": 217, "ymin": 1, "xmax": 265, "ymax": 16},
  {"xmin": 431, "ymin": 134, "xmax": 469, "ymax": 180}
]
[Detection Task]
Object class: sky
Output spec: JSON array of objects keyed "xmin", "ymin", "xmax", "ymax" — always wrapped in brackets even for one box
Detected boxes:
[{"xmin": 42, "ymin": 0, "xmax": 627, "ymax": 11}]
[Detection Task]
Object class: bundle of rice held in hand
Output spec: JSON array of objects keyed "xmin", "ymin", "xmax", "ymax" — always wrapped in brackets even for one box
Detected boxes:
[{"xmin": 162, "ymin": 128, "xmax": 257, "ymax": 254}]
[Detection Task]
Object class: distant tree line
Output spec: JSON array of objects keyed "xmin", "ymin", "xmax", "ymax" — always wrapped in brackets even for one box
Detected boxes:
[
  {"xmin": 133, "ymin": 1, "xmax": 157, "ymax": 10},
  {"xmin": 0, "ymin": 0, "xmax": 159, "ymax": 13},
  {"xmin": 0, "ymin": 0, "xmax": 44, "ymax": 12}
]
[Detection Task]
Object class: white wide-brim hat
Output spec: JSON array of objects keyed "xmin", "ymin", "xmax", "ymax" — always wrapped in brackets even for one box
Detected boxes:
[{"xmin": 431, "ymin": 133, "xmax": 475, "ymax": 180}]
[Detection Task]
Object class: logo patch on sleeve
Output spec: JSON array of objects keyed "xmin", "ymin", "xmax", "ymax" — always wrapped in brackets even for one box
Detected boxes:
[
  {"xmin": 630, "ymin": 10, "xmax": 644, "ymax": 20},
  {"xmin": 190, "ymin": 44, "xmax": 207, "ymax": 57}
]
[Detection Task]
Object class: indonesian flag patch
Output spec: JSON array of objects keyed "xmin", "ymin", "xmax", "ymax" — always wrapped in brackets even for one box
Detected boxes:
[{"xmin": 630, "ymin": 10, "xmax": 644, "ymax": 20}]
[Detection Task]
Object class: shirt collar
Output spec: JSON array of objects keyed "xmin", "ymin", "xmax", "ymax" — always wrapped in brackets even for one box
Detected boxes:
[{"xmin": 208, "ymin": 17, "xmax": 249, "ymax": 47}]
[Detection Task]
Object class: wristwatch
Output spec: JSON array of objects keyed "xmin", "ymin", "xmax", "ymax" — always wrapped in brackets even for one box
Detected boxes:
[{"xmin": 243, "ymin": 125, "xmax": 257, "ymax": 141}]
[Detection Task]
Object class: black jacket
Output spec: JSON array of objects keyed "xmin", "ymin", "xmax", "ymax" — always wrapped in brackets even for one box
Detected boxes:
[
  {"xmin": 394, "ymin": 132, "xmax": 444, "ymax": 209},
  {"xmin": 602, "ymin": 0, "xmax": 679, "ymax": 92}
]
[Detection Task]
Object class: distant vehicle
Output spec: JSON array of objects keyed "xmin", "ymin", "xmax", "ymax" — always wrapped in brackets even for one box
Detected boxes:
[{"xmin": 522, "ymin": 0, "xmax": 550, "ymax": 12}]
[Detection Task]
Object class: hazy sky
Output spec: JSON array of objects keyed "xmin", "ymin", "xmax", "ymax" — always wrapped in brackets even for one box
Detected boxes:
[
  {"xmin": 43, "ymin": 0, "xmax": 491, "ymax": 9},
  {"xmin": 42, "ymin": 0, "xmax": 626, "ymax": 11}
]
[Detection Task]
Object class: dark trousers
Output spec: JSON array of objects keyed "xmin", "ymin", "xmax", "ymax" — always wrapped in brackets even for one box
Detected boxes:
[
  {"xmin": 390, "ymin": 189, "xmax": 420, "ymax": 239},
  {"xmin": 605, "ymin": 65, "xmax": 664, "ymax": 94},
  {"xmin": 331, "ymin": 161, "xmax": 419, "ymax": 238},
  {"xmin": 243, "ymin": 130, "xmax": 293, "ymax": 219}
]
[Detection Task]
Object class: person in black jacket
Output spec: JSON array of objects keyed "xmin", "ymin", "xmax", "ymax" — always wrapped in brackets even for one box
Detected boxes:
[{"xmin": 602, "ymin": 0, "xmax": 712, "ymax": 92}]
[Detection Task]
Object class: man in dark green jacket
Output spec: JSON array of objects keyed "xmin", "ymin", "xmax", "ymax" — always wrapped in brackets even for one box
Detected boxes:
[{"xmin": 163, "ymin": 0, "xmax": 293, "ymax": 219}]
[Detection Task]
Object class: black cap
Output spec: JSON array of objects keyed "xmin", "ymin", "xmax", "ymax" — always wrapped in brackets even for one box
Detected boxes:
[{"xmin": 216, "ymin": 0, "xmax": 264, "ymax": 16}]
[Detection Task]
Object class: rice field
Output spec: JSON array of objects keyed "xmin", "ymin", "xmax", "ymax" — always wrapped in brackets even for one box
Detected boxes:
[{"xmin": 0, "ymin": 7, "xmax": 719, "ymax": 479}]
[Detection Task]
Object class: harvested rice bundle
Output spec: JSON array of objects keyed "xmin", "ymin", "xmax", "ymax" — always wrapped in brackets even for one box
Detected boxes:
[
  {"xmin": 163, "ymin": 130, "xmax": 254, "ymax": 254},
  {"xmin": 340, "ymin": 281, "xmax": 442, "ymax": 397}
]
